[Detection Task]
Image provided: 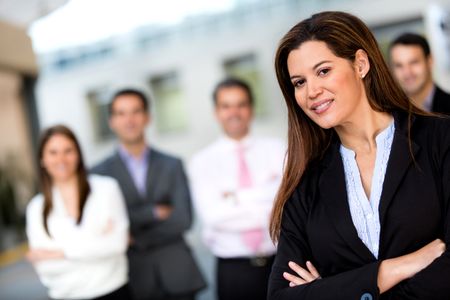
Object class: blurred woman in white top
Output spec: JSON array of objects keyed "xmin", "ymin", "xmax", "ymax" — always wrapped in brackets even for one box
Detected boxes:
[{"xmin": 26, "ymin": 125, "xmax": 131, "ymax": 300}]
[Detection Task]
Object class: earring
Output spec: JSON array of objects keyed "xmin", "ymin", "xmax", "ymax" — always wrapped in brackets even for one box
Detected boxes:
[{"xmin": 361, "ymin": 73, "xmax": 366, "ymax": 79}]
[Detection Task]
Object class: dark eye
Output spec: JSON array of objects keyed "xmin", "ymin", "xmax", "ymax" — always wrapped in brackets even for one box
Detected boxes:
[
  {"xmin": 318, "ymin": 68, "xmax": 330, "ymax": 76},
  {"xmin": 293, "ymin": 79, "xmax": 305, "ymax": 88}
]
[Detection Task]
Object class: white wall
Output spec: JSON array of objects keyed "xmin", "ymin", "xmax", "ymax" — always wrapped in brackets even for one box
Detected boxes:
[{"xmin": 35, "ymin": 0, "xmax": 450, "ymax": 166}]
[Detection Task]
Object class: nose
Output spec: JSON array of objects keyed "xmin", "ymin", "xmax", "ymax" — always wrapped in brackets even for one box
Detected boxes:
[
  {"xmin": 401, "ymin": 64, "xmax": 413, "ymax": 78},
  {"xmin": 228, "ymin": 106, "xmax": 241, "ymax": 117},
  {"xmin": 307, "ymin": 79, "xmax": 322, "ymax": 100}
]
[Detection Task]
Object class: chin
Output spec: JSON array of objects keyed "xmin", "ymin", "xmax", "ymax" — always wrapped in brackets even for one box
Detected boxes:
[
  {"xmin": 51, "ymin": 174, "xmax": 76, "ymax": 182},
  {"xmin": 318, "ymin": 124, "xmax": 334, "ymax": 130},
  {"xmin": 310, "ymin": 116, "xmax": 336, "ymax": 130},
  {"xmin": 123, "ymin": 136, "xmax": 143, "ymax": 144}
]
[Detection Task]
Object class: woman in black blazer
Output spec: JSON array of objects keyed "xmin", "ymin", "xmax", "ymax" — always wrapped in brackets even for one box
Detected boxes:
[{"xmin": 268, "ymin": 11, "xmax": 449, "ymax": 300}]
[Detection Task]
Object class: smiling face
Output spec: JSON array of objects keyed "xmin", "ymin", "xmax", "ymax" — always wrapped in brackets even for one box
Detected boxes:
[
  {"xmin": 287, "ymin": 40, "xmax": 369, "ymax": 129},
  {"xmin": 41, "ymin": 134, "xmax": 79, "ymax": 183},
  {"xmin": 215, "ymin": 86, "xmax": 253, "ymax": 140},
  {"xmin": 389, "ymin": 44, "xmax": 433, "ymax": 97},
  {"xmin": 109, "ymin": 94, "xmax": 150, "ymax": 146}
]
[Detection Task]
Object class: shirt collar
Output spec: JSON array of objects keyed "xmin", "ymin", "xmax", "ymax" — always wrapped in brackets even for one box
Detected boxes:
[
  {"xmin": 118, "ymin": 144, "xmax": 150, "ymax": 164},
  {"xmin": 423, "ymin": 85, "xmax": 436, "ymax": 112},
  {"xmin": 219, "ymin": 134, "xmax": 254, "ymax": 150},
  {"xmin": 340, "ymin": 119, "xmax": 395, "ymax": 157}
]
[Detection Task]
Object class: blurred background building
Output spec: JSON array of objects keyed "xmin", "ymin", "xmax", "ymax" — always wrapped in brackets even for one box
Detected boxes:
[{"xmin": 0, "ymin": 0, "xmax": 449, "ymax": 299}]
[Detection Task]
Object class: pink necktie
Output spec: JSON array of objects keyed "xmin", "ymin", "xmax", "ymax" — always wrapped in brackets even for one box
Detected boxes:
[
  {"xmin": 237, "ymin": 144, "xmax": 252, "ymax": 188},
  {"xmin": 237, "ymin": 144, "xmax": 264, "ymax": 254}
]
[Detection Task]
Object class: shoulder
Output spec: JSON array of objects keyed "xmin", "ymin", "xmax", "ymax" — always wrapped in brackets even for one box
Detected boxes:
[
  {"xmin": 151, "ymin": 148, "xmax": 183, "ymax": 168},
  {"xmin": 87, "ymin": 175, "xmax": 124, "ymax": 207},
  {"xmin": 26, "ymin": 193, "xmax": 44, "ymax": 217},
  {"xmin": 189, "ymin": 139, "xmax": 230, "ymax": 174},
  {"xmin": 283, "ymin": 171, "xmax": 318, "ymax": 225},
  {"xmin": 152, "ymin": 148, "xmax": 180, "ymax": 162},
  {"xmin": 412, "ymin": 113, "xmax": 450, "ymax": 138},
  {"xmin": 151, "ymin": 149, "xmax": 186, "ymax": 176},
  {"xmin": 394, "ymin": 111, "xmax": 450, "ymax": 140},
  {"xmin": 87, "ymin": 175, "xmax": 124, "ymax": 200},
  {"xmin": 90, "ymin": 154, "xmax": 117, "ymax": 174},
  {"xmin": 190, "ymin": 140, "xmax": 222, "ymax": 166},
  {"xmin": 253, "ymin": 136, "xmax": 286, "ymax": 154},
  {"xmin": 410, "ymin": 114, "xmax": 450, "ymax": 157},
  {"xmin": 88, "ymin": 174, "xmax": 120, "ymax": 189},
  {"xmin": 432, "ymin": 86, "xmax": 450, "ymax": 114},
  {"xmin": 286, "ymin": 148, "xmax": 329, "ymax": 212},
  {"xmin": 435, "ymin": 85, "xmax": 450, "ymax": 99},
  {"xmin": 255, "ymin": 136, "xmax": 285, "ymax": 146}
]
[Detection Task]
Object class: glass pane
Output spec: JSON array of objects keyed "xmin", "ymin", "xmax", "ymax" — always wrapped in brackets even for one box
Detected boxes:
[
  {"xmin": 223, "ymin": 54, "xmax": 266, "ymax": 117},
  {"xmin": 150, "ymin": 72, "xmax": 187, "ymax": 133},
  {"xmin": 87, "ymin": 88, "xmax": 114, "ymax": 141}
]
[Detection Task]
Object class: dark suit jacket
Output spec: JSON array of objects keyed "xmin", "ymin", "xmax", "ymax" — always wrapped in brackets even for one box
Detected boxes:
[
  {"xmin": 268, "ymin": 112, "xmax": 450, "ymax": 300},
  {"xmin": 91, "ymin": 148, "xmax": 206, "ymax": 300},
  {"xmin": 432, "ymin": 85, "xmax": 450, "ymax": 115}
]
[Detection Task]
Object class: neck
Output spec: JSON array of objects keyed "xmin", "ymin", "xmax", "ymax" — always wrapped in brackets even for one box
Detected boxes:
[
  {"xmin": 53, "ymin": 175, "xmax": 80, "ymax": 219},
  {"xmin": 227, "ymin": 129, "xmax": 250, "ymax": 142},
  {"xmin": 228, "ymin": 135, "xmax": 248, "ymax": 142},
  {"xmin": 335, "ymin": 110, "xmax": 393, "ymax": 154},
  {"xmin": 409, "ymin": 80, "xmax": 434, "ymax": 109},
  {"xmin": 53, "ymin": 175, "xmax": 78, "ymax": 190},
  {"xmin": 121, "ymin": 140, "xmax": 147, "ymax": 158}
]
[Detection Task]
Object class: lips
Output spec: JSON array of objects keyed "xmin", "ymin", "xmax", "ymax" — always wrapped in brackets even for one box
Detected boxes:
[{"xmin": 311, "ymin": 99, "xmax": 334, "ymax": 114}]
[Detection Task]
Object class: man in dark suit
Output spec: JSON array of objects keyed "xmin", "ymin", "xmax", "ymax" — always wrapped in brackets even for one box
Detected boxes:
[
  {"xmin": 389, "ymin": 32, "xmax": 450, "ymax": 114},
  {"xmin": 91, "ymin": 88, "xmax": 205, "ymax": 300}
]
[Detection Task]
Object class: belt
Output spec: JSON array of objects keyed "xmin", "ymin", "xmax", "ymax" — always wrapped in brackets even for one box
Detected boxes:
[{"xmin": 218, "ymin": 255, "xmax": 275, "ymax": 267}]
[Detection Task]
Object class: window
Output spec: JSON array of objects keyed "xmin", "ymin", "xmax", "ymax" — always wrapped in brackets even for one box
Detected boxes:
[
  {"xmin": 223, "ymin": 54, "xmax": 266, "ymax": 116},
  {"xmin": 371, "ymin": 18, "xmax": 424, "ymax": 59},
  {"xmin": 87, "ymin": 87, "xmax": 114, "ymax": 141},
  {"xmin": 149, "ymin": 72, "xmax": 187, "ymax": 133}
]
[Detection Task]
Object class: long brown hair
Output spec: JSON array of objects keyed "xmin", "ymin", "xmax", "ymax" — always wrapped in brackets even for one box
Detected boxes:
[
  {"xmin": 270, "ymin": 11, "xmax": 425, "ymax": 242},
  {"xmin": 37, "ymin": 125, "xmax": 91, "ymax": 236}
]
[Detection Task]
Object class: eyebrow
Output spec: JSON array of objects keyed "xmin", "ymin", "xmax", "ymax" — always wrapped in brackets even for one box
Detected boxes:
[
  {"xmin": 313, "ymin": 60, "xmax": 332, "ymax": 70},
  {"xmin": 290, "ymin": 60, "xmax": 332, "ymax": 80}
]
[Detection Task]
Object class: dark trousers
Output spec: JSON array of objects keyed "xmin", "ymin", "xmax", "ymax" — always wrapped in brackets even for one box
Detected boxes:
[
  {"xmin": 52, "ymin": 284, "xmax": 133, "ymax": 300},
  {"xmin": 161, "ymin": 295, "xmax": 195, "ymax": 300},
  {"xmin": 83, "ymin": 284, "xmax": 132, "ymax": 300},
  {"xmin": 217, "ymin": 255, "xmax": 275, "ymax": 300},
  {"xmin": 130, "ymin": 290, "xmax": 195, "ymax": 300},
  {"xmin": 134, "ymin": 294, "xmax": 195, "ymax": 300}
]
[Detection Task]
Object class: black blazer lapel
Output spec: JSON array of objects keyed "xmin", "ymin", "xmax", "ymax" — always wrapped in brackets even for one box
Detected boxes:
[
  {"xmin": 432, "ymin": 85, "xmax": 450, "ymax": 115},
  {"xmin": 379, "ymin": 114, "xmax": 420, "ymax": 226},
  {"xmin": 320, "ymin": 143, "xmax": 376, "ymax": 261},
  {"xmin": 111, "ymin": 152, "xmax": 143, "ymax": 204},
  {"xmin": 145, "ymin": 149, "xmax": 164, "ymax": 203}
]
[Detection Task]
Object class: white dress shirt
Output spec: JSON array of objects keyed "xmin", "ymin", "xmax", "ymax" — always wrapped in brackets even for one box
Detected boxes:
[
  {"xmin": 189, "ymin": 135, "xmax": 285, "ymax": 258},
  {"xmin": 340, "ymin": 120, "xmax": 395, "ymax": 258},
  {"xmin": 26, "ymin": 175, "xmax": 129, "ymax": 300}
]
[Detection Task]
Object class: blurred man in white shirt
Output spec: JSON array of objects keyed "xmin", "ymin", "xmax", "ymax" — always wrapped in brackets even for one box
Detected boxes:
[{"xmin": 189, "ymin": 78, "xmax": 285, "ymax": 300}]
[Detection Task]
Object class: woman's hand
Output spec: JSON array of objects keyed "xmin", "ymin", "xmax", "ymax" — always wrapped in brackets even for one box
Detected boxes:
[
  {"xmin": 26, "ymin": 249, "xmax": 64, "ymax": 263},
  {"xmin": 283, "ymin": 260, "xmax": 321, "ymax": 287},
  {"xmin": 378, "ymin": 238, "xmax": 445, "ymax": 293},
  {"xmin": 408, "ymin": 238, "xmax": 446, "ymax": 272}
]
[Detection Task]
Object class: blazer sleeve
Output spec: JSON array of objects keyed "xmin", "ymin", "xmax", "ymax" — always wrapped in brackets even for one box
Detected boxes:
[
  {"xmin": 133, "ymin": 159, "xmax": 192, "ymax": 248},
  {"xmin": 389, "ymin": 121, "xmax": 450, "ymax": 299},
  {"xmin": 268, "ymin": 187, "xmax": 381, "ymax": 300},
  {"xmin": 91, "ymin": 162, "xmax": 160, "ymax": 228},
  {"xmin": 126, "ymin": 200, "xmax": 159, "ymax": 229}
]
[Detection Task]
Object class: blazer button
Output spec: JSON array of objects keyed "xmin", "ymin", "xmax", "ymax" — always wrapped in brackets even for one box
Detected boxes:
[{"xmin": 361, "ymin": 293, "xmax": 373, "ymax": 300}]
